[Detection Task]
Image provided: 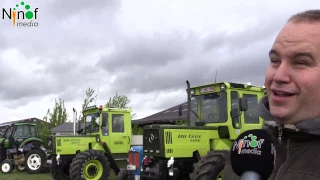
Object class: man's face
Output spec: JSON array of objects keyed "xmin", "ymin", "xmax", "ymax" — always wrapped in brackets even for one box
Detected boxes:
[{"xmin": 265, "ymin": 21, "xmax": 320, "ymax": 124}]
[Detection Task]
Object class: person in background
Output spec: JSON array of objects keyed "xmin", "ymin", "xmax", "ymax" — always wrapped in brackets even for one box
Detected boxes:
[{"xmin": 222, "ymin": 9, "xmax": 320, "ymax": 180}]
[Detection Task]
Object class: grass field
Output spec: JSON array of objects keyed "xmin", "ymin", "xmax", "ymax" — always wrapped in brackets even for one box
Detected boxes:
[{"xmin": 0, "ymin": 170, "xmax": 117, "ymax": 180}]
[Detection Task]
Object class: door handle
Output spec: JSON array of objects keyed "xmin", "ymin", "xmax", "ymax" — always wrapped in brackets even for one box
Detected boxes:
[{"xmin": 123, "ymin": 136, "xmax": 127, "ymax": 138}]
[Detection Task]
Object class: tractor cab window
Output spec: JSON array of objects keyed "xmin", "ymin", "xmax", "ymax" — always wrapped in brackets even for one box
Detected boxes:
[
  {"xmin": 200, "ymin": 92, "xmax": 228, "ymax": 123},
  {"xmin": 101, "ymin": 113, "xmax": 109, "ymax": 136},
  {"xmin": 231, "ymin": 91, "xmax": 240, "ymax": 128},
  {"xmin": 190, "ymin": 97, "xmax": 198, "ymax": 126},
  {"xmin": 0, "ymin": 127, "xmax": 7, "ymax": 137},
  {"xmin": 85, "ymin": 113, "xmax": 100, "ymax": 133},
  {"xmin": 14, "ymin": 126, "xmax": 31, "ymax": 138},
  {"xmin": 30, "ymin": 126, "xmax": 37, "ymax": 137},
  {"xmin": 4, "ymin": 127, "xmax": 12, "ymax": 138},
  {"xmin": 243, "ymin": 94, "xmax": 259, "ymax": 124},
  {"xmin": 112, "ymin": 114, "xmax": 124, "ymax": 133}
]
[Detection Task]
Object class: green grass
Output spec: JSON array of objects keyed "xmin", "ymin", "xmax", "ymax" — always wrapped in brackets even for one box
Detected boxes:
[
  {"xmin": 0, "ymin": 170, "xmax": 51, "ymax": 180},
  {"xmin": 0, "ymin": 170, "xmax": 117, "ymax": 180}
]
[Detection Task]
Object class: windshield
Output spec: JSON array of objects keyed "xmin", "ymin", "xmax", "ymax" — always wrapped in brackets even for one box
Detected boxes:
[
  {"xmin": 190, "ymin": 91, "xmax": 228, "ymax": 123},
  {"xmin": 85, "ymin": 113, "xmax": 100, "ymax": 133}
]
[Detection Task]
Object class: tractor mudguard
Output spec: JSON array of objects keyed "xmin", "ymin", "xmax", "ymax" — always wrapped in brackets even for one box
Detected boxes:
[{"xmin": 21, "ymin": 142, "xmax": 46, "ymax": 153}]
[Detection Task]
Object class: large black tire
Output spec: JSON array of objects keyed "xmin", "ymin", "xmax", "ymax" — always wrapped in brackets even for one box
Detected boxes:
[
  {"xmin": 69, "ymin": 150, "xmax": 110, "ymax": 180},
  {"xmin": 189, "ymin": 151, "xmax": 228, "ymax": 180},
  {"xmin": 51, "ymin": 155, "xmax": 71, "ymax": 180},
  {"xmin": 0, "ymin": 159, "xmax": 14, "ymax": 174},
  {"xmin": 118, "ymin": 169, "xmax": 136, "ymax": 180},
  {"xmin": 117, "ymin": 169, "xmax": 128, "ymax": 180},
  {"xmin": 24, "ymin": 148, "xmax": 47, "ymax": 174}
]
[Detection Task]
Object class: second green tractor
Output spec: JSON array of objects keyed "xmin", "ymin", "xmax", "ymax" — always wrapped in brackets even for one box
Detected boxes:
[{"xmin": 140, "ymin": 81, "xmax": 266, "ymax": 180}]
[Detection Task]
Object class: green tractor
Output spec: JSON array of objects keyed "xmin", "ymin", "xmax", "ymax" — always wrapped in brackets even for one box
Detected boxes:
[
  {"xmin": 47, "ymin": 105, "xmax": 142, "ymax": 180},
  {"xmin": 0, "ymin": 119, "xmax": 50, "ymax": 174},
  {"xmin": 140, "ymin": 81, "xmax": 266, "ymax": 180}
]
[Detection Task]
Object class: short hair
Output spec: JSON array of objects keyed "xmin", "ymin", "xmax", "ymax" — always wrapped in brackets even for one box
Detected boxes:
[{"xmin": 288, "ymin": 10, "xmax": 320, "ymax": 23}]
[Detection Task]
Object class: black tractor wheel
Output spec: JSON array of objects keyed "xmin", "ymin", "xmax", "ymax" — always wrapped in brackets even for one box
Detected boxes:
[
  {"xmin": 189, "ymin": 151, "xmax": 228, "ymax": 180},
  {"xmin": 0, "ymin": 159, "xmax": 14, "ymax": 174},
  {"xmin": 118, "ymin": 169, "xmax": 136, "ymax": 180},
  {"xmin": 25, "ymin": 148, "xmax": 47, "ymax": 174},
  {"xmin": 51, "ymin": 155, "xmax": 71, "ymax": 180},
  {"xmin": 69, "ymin": 150, "xmax": 110, "ymax": 180},
  {"xmin": 16, "ymin": 164, "xmax": 26, "ymax": 172}
]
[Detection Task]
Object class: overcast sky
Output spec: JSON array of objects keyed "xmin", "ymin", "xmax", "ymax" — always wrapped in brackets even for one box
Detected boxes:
[{"xmin": 0, "ymin": 0, "xmax": 318, "ymax": 123}]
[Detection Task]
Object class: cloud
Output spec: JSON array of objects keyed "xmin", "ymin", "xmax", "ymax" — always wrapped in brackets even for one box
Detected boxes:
[{"xmin": 1, "ymin": 0, "xmax": 320, "ymax": 124}]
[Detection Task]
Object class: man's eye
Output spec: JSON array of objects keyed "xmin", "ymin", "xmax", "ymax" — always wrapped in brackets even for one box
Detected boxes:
[
  {"xmin": 270, "ymin": 58, "xmax": 280, "ymax": 64},
  {"xmin": 295, "ymin": 61, "xmax": 307, "ymax": 65}
]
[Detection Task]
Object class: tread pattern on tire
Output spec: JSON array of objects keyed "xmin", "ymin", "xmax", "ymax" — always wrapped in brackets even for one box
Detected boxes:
[
  {"xmin": 189, "ymin": 151, "xmax": 228, "ymax": 180},
  {"xmin": 117, "ymin": 169, "xmax": 129, "ymax": 180},
  {"xmin": 69, "ymin": 150, "xmax": 110, "ymax": 180}
]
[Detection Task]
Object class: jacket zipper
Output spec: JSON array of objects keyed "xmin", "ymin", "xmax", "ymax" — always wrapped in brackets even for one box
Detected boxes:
[{"xmin": 275, "ymin": 139, "xmax": 290, "ymax": 180}]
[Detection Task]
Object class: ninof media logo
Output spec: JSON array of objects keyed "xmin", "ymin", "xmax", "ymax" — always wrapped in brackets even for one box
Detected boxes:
[
  {"xmin": 232, "ymin": 134, "xmax": 265, "ymax": 155},
  {"xmin": 2, "ymin": 1, "xmax": 39, "ymax": 27}
]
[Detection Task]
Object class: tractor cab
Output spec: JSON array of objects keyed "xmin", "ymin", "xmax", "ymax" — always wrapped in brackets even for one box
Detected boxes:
[
  {"xmin": 180, "ymin": 81, "xmax": 266, "ymax": 140},
  {"xmin": 78, "ymin": 105, "xmax": 133, "ymax": 154},
  {"xmin": 0, "ymin": 121, "xmax": 40, "ymax": 151}
]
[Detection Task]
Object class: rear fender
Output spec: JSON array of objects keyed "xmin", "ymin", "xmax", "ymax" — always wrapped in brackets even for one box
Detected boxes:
[{"xmin": 19, "ymin": 138, "xmax": 44, "ymax": 149}]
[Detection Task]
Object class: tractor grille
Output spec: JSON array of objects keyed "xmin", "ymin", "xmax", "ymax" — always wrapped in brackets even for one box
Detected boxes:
[
  {"xmin": 165, "ymin": 131, "xmax": 172, "ymax": 144},
  {"xmin": 143, "ymin": 129, "xmax": 160, "ymax": 154}
]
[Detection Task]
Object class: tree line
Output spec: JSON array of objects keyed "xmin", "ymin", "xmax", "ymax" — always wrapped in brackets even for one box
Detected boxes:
[{"xmin": 38, "ymin": 87, "xmax": 137, "ymax": 144}]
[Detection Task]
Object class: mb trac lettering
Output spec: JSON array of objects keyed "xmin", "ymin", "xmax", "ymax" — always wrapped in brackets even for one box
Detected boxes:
[
  {"xmin": 177, "ymin": 134, "xmax": 201, "ymax": 142},
  {"xmin": 114, "ymin": 141, "xmax": 123, "ymax": 145}
]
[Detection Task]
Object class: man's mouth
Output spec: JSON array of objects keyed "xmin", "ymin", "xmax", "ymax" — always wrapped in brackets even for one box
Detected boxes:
[{"xmin": 272, "ymin": 90, "xmax": 295, "ymax": 97}]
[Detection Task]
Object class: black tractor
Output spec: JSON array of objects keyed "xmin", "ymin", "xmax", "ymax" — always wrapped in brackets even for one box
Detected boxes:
[{"xmin": 0, "ymin": 119, "xmax": 50, "ymax": 174}]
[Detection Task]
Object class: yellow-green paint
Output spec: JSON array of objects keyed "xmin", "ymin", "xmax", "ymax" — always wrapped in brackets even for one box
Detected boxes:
[
  {"xmin": 212, "ymin": 139, "xmax": 233, "ymax": 150},
  {"xmin": 163, "ymin": 128, "xmax": 218, "ymax": 158},
  {"xmin": 91, "ymin": 143, "xmax": 105, "ymax": 152},
  {"xmin": 54, "ymin": 136, "xmax": 97, "ymax": 155},
  {"xmin": 83, "ymin": 159, "xmax": 104, "ymax": 179}
]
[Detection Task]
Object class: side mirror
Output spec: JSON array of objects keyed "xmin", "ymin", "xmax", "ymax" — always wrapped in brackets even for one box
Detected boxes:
[
  {"xmin": 239, "ymin": 97, "xmax": 248, "ymax": 111},
  {"xmin": 178, "ymin": 105, "xmax": 182, "ymax": 117}
]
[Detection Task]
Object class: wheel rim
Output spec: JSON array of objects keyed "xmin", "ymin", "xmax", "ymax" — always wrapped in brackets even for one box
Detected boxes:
[
  {"xmin": 18, "ymin": 165, "xmax": 25, "ymax": 170},
  {"xmin": 1, "ymin": 163, "xmax": 11, "ymax": 173},
  {"xmin": 83, "ymin": 159, "xmax": 103, "ymax": 180},
  {"xmin": 27, "ymin": 154, "xmax": 42, "ymax": 170}
]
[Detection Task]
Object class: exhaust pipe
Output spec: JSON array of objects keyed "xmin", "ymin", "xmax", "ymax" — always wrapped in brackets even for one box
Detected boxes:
[
  {"xmin": 73, "ymin": 108, "xmax": 76, "ymax": 135},
  {"xmin": 186, "ymin": 80, "xmax": 191, "ymax": 126}
]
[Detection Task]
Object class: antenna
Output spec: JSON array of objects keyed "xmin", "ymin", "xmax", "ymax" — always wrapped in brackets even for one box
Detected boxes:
[
  {"xmin": 215, "ymin": 69, "xmax": 218, "ymax": 83},
  {"xmin": 94, "ymin": 84, "xmax": 100, "ymax": 105}
]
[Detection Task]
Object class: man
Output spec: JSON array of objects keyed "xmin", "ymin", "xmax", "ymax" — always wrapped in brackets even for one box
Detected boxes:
[{"xmin": 222, "ymin": 10, "xmax": 320, "ymax": 180}]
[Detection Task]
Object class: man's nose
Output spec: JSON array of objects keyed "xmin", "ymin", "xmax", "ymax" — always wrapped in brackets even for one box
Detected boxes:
[{"xmin": 273, "ymin": 62, "xmax": 291, "ymax": 84}]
